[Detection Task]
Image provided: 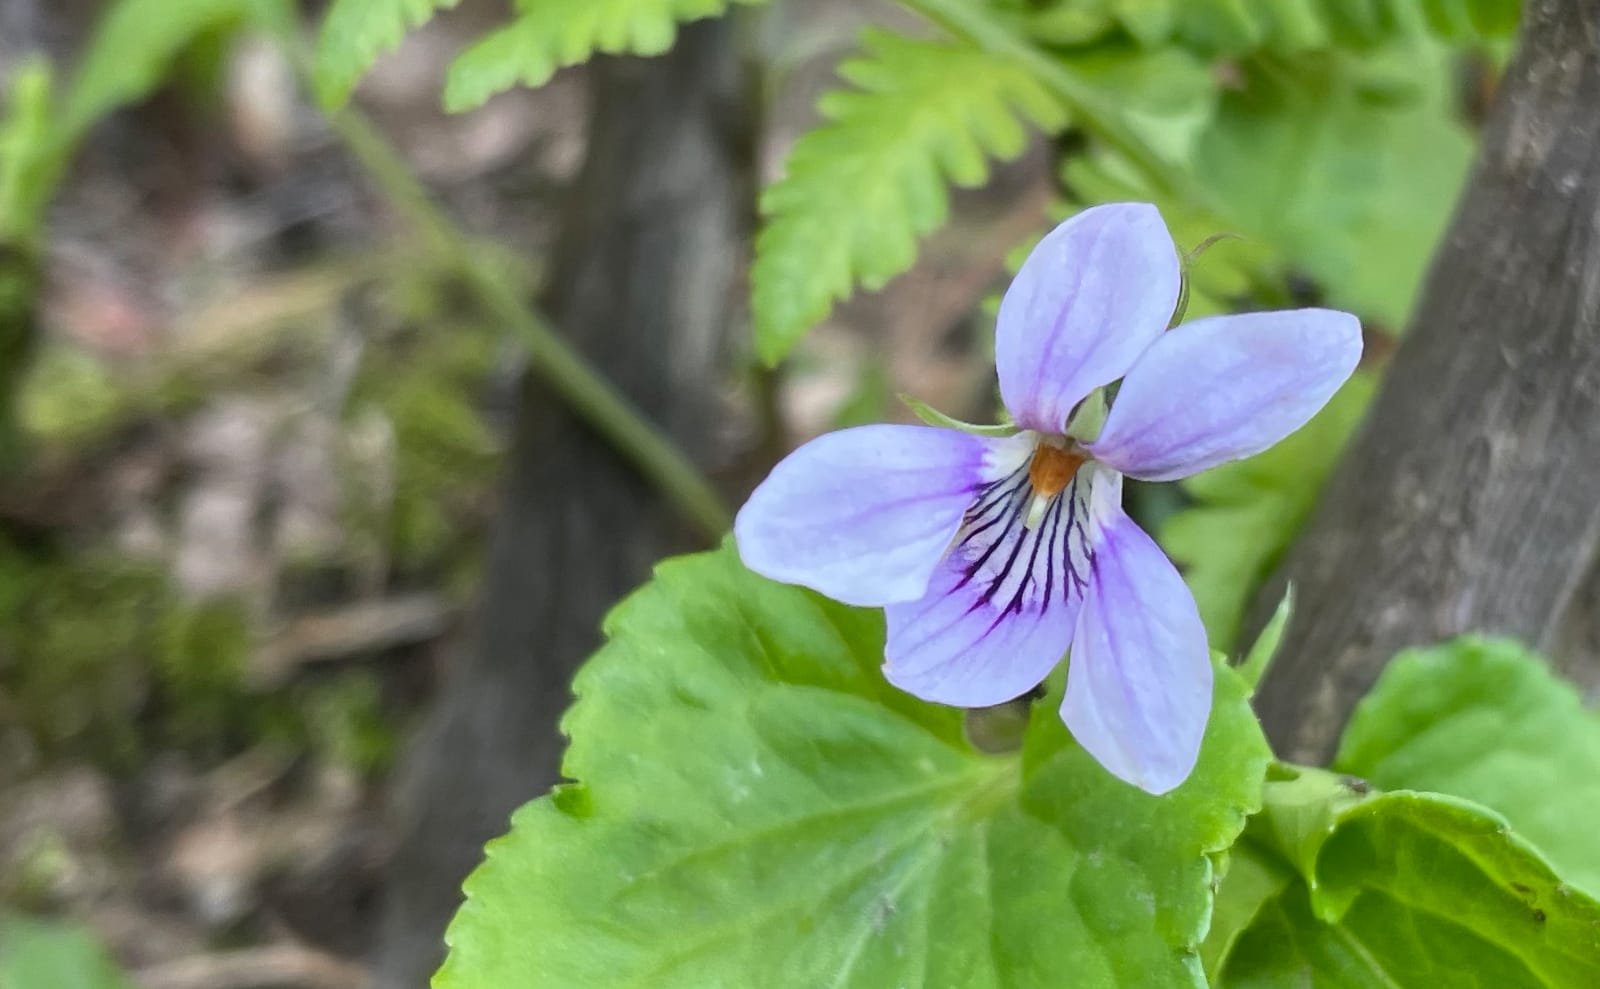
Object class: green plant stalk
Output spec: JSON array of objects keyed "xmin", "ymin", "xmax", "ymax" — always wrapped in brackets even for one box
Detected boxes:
[
  {"xmin": 902, "ymin": 0, "xmax": 1211, "ymax": 208},
  {"xmin": 266, "ymin": 12, "xmax": 731, "ymax": 539}
]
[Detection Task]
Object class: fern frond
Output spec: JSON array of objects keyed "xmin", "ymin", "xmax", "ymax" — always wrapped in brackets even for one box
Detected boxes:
[
  {"xmin": 1114, "ymin": 0, "xmax": 1520, "ymax": 54},
  {"xmin": 751, "ymin": 29, "xmax": 1067, "ymax": 365},
  {"xmin": 315, "ymin": 0, "xmax": 464, "ymax": 109},
  {"xmin": 444, "ymin": 0, "xmax": 762, "ymax": 112},
  {"xmin": 61, "ymin": 0, "xmax": 254, "ymax": 143}
]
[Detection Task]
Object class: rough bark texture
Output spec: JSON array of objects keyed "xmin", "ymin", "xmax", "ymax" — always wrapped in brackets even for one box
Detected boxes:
[
  {"xmin": 1252, "ymin": 0, "xmax": 1600, "ymax": 764},
  {"xmin": 374, "ymin": 20, "xmax": 751, "ymax": 987}
]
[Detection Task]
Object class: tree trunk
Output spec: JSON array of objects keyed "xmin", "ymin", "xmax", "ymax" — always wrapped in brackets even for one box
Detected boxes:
[
  {"xmin": 1251, "ymin": 0, "xmax": 1600, "ymax": 764},
  {"xmin": 373, "ymin": 19, "xmax": 753, "ymax": 987}
]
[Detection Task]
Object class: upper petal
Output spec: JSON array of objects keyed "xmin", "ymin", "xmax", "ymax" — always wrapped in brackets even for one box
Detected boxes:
[
  {"xmin": 735, "ymin": 425, "xmax": 1028, "ymax": 607},
  {"xmin": 1088, "ymin": 308, "xmax": 1362, "ymax": 482},
  {"xmin": 996, "ymin": 203, "xmax": 1181, "ymax": 432},
  {"xmin": 883, "ymin": 463, "xmax": 1091, "ymax": 707},
  {"xmin": 1062, "ymin": 469, "xmax": 1211, "ymax": 794}
]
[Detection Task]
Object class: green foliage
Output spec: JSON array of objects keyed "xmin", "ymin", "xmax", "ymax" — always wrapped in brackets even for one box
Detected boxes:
[
  {"xmin": 1197, "ymin": 49, "xmax": 1473, "ymax": 328},
  {"xmin": 437, "ymin": 543, "xmax": 1272, "ymax": 987},
  {"xmin": 444, "ymin": 0, "xmax": 765, "ymax": 112},
  {"xmin": 1236, "ymin": 586, "xmax": 1291, "ymax": 689},
  {"xmin": 1160, "ymin": 373, "xmax": 1375, "ymax": 651},
  {"xmin": 0, "ymin": 915, "xmax": 134, "ymax": 989},
  {"xmin": 1200, "ymin": 841, "xmax": 1293, "ymax": 982},
  {"xmin": 315, "ymin": 0, "xmax": 464, "ymax": 108},
  {"xmin": 59, "ymin": 0, "xmax": 254, "ymax": 145},
  {"xmin": 1127, "ymin": 0, "xmax": 1520, "ymax": 54},
  {"xmin": 1336, "ymin": 638, "xmax": 1600, "ymax": 897},
  {"xmin": 752, "ymin": 29, "xmax": 1067, "ymax": 364},
  {"xmin": 0, "ymin": 60, "xmax": 56, "ymax": 465},
  {"xmin": 1001, "ymin": 0, "xmax": 1520, "ymax": 53},
  {"xmin": 1068, "ymin": 45, "xmax": 1473, "ymax": 331},
  {"xmin": 0, "ymin": 0, "xmax": 263, "ymax": 463},
  {"xmin": 0, "ymin": 60, "xmax": 57, "ymax": 245},
  {"xmin": 1213, "ymin": 770, "xmax": 1600, "ymax": 987},
  {"xmin": 1206, "ymin": 643, "xmax": 1600, "ymax": 985}
]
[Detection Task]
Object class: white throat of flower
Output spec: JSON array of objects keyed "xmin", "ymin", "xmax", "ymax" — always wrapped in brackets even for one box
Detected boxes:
[{"xmin": 1020, "ymin": 388, "xmax": 1109, "ymax": 531}]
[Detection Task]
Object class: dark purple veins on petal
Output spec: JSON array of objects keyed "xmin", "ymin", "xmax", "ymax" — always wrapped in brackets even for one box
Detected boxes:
[{"xmin": 949, "ymin": 463, "xmax": 1091, "ymax": 625}]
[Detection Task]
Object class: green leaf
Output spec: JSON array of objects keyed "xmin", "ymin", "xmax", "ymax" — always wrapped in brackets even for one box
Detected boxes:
[
  {"xmin": 436, "ymin": 543, "xmax": 1272, "ymax": 987},
  {"xmin": 1218, "ymin": 781, "xmax": 1600, "ymax": 987},
  {"xmin": 1236, "ymin": 585, "xmax": 1291, "ymax": 691},
  {"xmin": 751, "ymin": 29, "xmax": 1068, "ymax": 365},
  {"xmin": 444, "ymin": 0, "xmax": 763, "ymax": 112},
  {"xmin": 1160, "ymin": 373, "xmax": 1375, "ymax": 651},
  {"xmin": 1067, "ymin": 43, "xmax": 1473, "ymax": 330},
  {"xmin": 1335, "ymin": 637, "xmax": 1600, "ymax": 898},
  {"xmin": 60, "ymin": 0, "xmax": 254, "ymax": 145},
  {"xmin": 899, "ymin": 393, "xmax": 1018, "ymax": 436},
  {"xmin": 1195, "ymin": 48, "xmax": 1474, "ymax": 329},
  {"xmin": 1200, "ymin": 842, "xmax": 1293, "ymax": 983},
  {"xmin": 2, "ymin": 0, "xmax": 257, "ymax": 246},
  {"xmin": 0, "ymin": 60, "xmax": 59, "ymax": 245},
  {"xmin": 1124, "ymin": 0, "xmax": 1520, "ymax": 55},
  {"xmin": 0, "ymin": 915, "xmax": 134, "ymax": 989},
  {"xmin": 314, "ymin": 0, "xmax": 464, "ymax": 109}
]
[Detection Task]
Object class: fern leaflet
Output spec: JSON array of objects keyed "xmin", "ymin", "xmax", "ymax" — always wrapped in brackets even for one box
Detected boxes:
[
  {"xmin": 445, "ymin": 0, "xmax": 763, "ymax": 112},
  {"xmin": 315, "ymin": 0, "xmax": 464, "ymax": 108},
  {"xmin": 751, "ymin": 28, "xmax": 1067, "ymax": 365}
]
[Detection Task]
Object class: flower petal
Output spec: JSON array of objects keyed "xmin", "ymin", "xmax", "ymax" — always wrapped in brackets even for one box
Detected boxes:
[
  {"xmin": 1088, "ymin": 308, "xmax": 1362, "ymax": 482},
  {"xmin": 735, "ymin": 426, "xmax": 1029, "ymax": 607},
  {"xmin": 1063, "ymin": 469, "xmax": 1210, "ymax": 795},
  {"xmin": 996, "ymin": 203, "xmax": 1180, "ymax": 432},
  {"xmin": 883, "ymin": 465, "xmax": 1092, "ymax": 707}
]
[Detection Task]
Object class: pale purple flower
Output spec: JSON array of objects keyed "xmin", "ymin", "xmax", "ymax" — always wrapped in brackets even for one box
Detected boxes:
[{"xmin": 735, "ymin": 203, "xmax": 1361, "ymax": 794}]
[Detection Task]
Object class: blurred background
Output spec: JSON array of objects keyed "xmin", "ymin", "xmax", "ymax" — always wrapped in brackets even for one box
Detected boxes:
[{"xmin": 0, "ymin": 0, "xmax": 1518, "ymax": 987}]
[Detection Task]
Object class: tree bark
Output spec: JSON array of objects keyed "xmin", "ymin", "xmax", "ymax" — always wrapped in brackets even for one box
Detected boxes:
[
  {"xmin": 1251, "ymin": 0, "xmax": 1600, "ymax": 764},
  {"xmin": 373, "ymin": 19, "xmax": 752, "ymax": 987}
]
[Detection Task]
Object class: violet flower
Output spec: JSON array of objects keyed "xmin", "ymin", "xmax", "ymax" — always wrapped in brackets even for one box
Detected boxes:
[{"xmin": 735, "ymin": 203, "xmax": 1361, "ymax": 794}]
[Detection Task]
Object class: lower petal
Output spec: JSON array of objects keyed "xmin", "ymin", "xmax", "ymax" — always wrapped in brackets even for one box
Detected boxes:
[
  {"xmin": 883, "ymin": 470, "xmax": 1091, "ymax": 707},
  {"xmin": 1062, "ymin": 470, "xmax": 1212, "ymax": 795},
  {"xmin": 735, "ymin": 425, "xmax": 1027, "ymax": 607}
]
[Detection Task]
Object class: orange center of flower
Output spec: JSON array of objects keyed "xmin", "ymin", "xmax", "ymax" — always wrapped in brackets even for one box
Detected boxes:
[{"xmin": 1028, "ymin": 443, "xmax": 1087, "ymax": 498}]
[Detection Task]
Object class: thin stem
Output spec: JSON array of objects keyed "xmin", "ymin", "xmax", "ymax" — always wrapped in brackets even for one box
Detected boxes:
[{"xmin": 266, "ymin": 7, "xmax": 732, "ymax": 539}]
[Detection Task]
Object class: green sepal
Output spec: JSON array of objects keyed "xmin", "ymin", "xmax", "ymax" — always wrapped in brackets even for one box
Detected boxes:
[
  {"xmin": 1236, "ymin": 584, "xmax": 1291, "ymax": 693},
  {"xmin": 1064, "ymin": 387, "xmax": 1108, "ymax": 442},
  {"xmin": 899, "ymin": 393, "xmax": 1020, "ymax": 436}
]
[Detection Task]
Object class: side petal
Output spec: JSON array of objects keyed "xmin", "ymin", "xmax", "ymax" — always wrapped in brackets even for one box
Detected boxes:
[
  {"xmin": 735, "ymin": 426, "xmax": 1029, "ymax": 608},
  {"xmin": 883, "ymin": 467, "xmax": 1092, "ymax": 707},
  {"xmin": 996, "ymin": 203, "xmax": 1180, "ymax": 433},
  {"xmin": 1088, "ymin": 308, "xmax": 1362, "ymax": 482},
  {"xmin": 1062, "ymin": 469, "xmax": 1211, "ymax": 795}
]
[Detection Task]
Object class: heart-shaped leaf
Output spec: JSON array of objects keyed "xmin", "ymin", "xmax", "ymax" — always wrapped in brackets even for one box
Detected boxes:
[{"xmin": 436, "ymin": 543, "xmax": 1271, "ymax": 987}]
